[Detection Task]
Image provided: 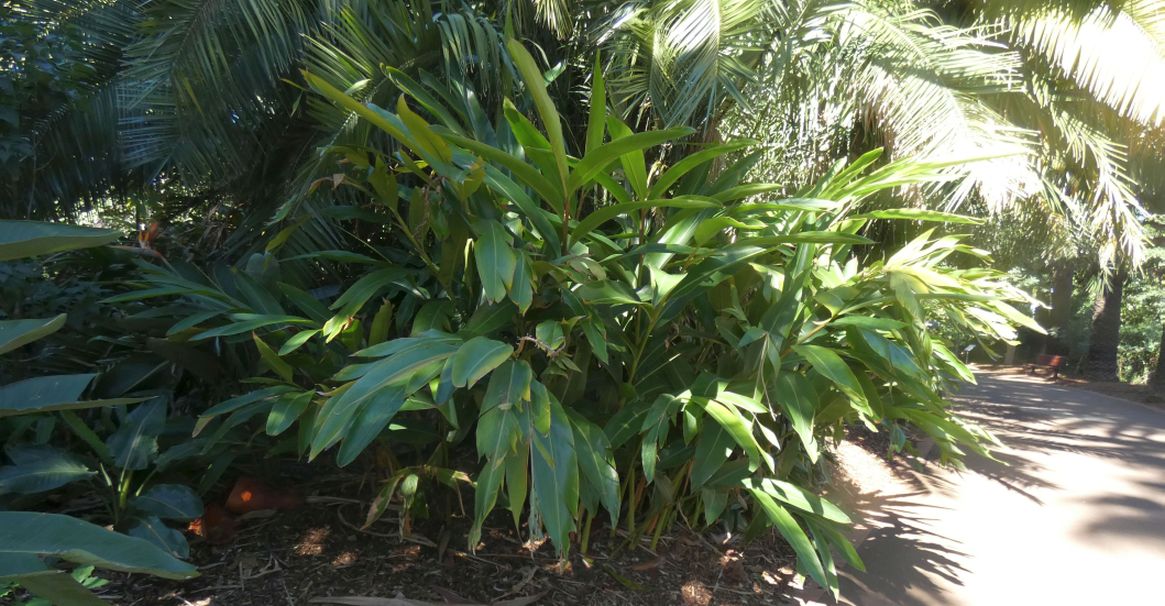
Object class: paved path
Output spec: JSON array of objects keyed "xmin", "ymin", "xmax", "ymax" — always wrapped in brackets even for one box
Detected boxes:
[{"xmin": 830, "ymin": 372, "xmax": 1165, "ymax": 605}]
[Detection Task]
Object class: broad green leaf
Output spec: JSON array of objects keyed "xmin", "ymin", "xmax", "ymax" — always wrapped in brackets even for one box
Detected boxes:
[
  {"xmin": 0, "ymin": 511, "xmax": 197, "ymax": 580},
  {"xmin": 0, "ymin": 221, "xmax": 120, "ymax": 261},
  {"xmin": 192, "ymin": 315, "xmax": 313, "ymax": 340},
  {"xmin": 569, "ymin": 126, "xmax": 694, "ymax": 195},
  {"xmin": 14, "ymin": 573, "xmax": 107, "ymax": 606},
  {"xmin": 355, "ymin": 331, "xmax": 462, "ymax": 358},
  {"xmin": 107, "ymin": 400, "xmax": 166, "ymax": 472},
  {"xmin": 503, "ymin": 99, "xmax": 559, "ymax": 179},
  {"xmin": 481, "ymin": 360, "xmax": 534, "ymax": 414},
  {"xmin": 473, "ymin": 220, "xmax": 517, "ymax": 304},
  {"xmin": 530, "ymin": 392, "xmax": 578, "ymax": 553},
  {"xmin": 278, "ymin": 329, "xmax": 320, "ymax": 355},
  {"xmin": 198, "ymin": 386, "xmax": 295, "ymax": 425},
  {"xmin": 451, "ymin": 337, "xmax": 514, "ymax": 389},
  {"xmin": 0, "ymin": 374, "xmax": 140, "ymax": 417},
  {"xmin": 571, "ymin": 197, "xmax": 718, "ymax": 242},
  {"xmin": 128, "ymin": 484, "xmax": 203, "ymax": 521},
  {"xmin": 126, "ymin": 516, "xmax": 189, "ymax": 559},
  {"xmin": 793, "ymin": 344, "xmax": 873, "ymax": 416},
  {"xmin": 700, "ymin": 398, "xmax": 771, "ymax": 472},
  {"xmin": 585, "ymin": 53, "xmax": 606, "ymax": 155},
  {"xmin": 317, "ymin": 337, "xmax": 460, "ymax": 451},
  {"xmin": 702, "ymin": 487, "xmax": 729, "ymax": 526},
  {"xmin": 747, "ymin": 488, "xmax": 829, "ymax": 591},
  {"xmin": 369, "ymin": 300, "xmax": 394, "ymax": 345},
  {"xmin": 510, "ymin": 253, "xmax": 534, "ymax": 315},
  {"xmin": 603, "ymin": 402, "xmax": 649, "ymax": 448},
  {"xmin": 335, "ymin": 387, "xmax": 407, "ymax": 467},
  {"xmin": 827, "ymin": 316, "xmax": 907, "ymax": 331},
  {"xmin": 471, "ymin": 403, "xmax": 523, "ymax": 547},
  {"xmin": 690, "ymin": 422, "xmax": 733, "ymax": 488},
  {"xmin": 504, "ymin": 443, "xmax": 530, "ymax": 529},
  {"xmin": 774, "ymin": 374, "xmax": 819, "ymax": 462},
  {"xmin": 253, "ymin": 333, "xmax": 293, "ymax": 382},
  {"xmin": 851, "ymin": 209, "xmax": 982, "ymax": 224},
  {"xmin": 0, "ymin": 315, "xmax": 66, "ymax": 355},
  {"xmin": 639, "ymin": 395, "xmax": 678, "ymax": 482},
  {"xmin": 0, "ymin": 447, "xmax": 93, "ymax": 495},
  {"xmin": 506, "ymin": 40, "xmax": 568, "ymax": 190},
  {"xmin": 312, "ymin": 343, "xmax": 434, "ymax": 460},
  {"xmin": 440, "ymin": 132, "xmax": 564, "ymax": 213},
  {"xmin": 648, "ymin": 141, "xmax": 754, "ymax": 198},
  {"xmin": 747, "ymin": 478, "xmax": 850, "ymax": 524},
  {"xmin": 575, "ymin": 281, "xmax": 643, "ymax": 306},
  {"xmin": 266, "ymin": 391, "xmax": 312, "ymax": 436},
  {"xmin": 469, "ymin": 456, "xmax": 505, "ymax": 549},
  {"xmin": 569, "ymin": 413, "xmax": 620, "ymax": 524}
]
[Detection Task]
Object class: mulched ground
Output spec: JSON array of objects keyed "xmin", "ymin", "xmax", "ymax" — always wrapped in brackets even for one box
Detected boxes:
[{"xmin": 84, "ymin": 473, "xmax": 802, "ymax": 606}]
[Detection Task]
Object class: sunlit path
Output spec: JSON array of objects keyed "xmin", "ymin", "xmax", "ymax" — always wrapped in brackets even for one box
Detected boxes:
[{"xmin": 812, "ymin": 371, "xmax": 1165, "ymax": 605}]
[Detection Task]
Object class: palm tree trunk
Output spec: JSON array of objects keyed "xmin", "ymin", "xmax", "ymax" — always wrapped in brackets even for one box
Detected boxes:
[
  {"xmin": 1084, "ymin": 271, "xmax": 1126, "ymax": 380},
  {"xmin": 1152, "ymin": 322, "xmax": 1165, "ymax": 386},
  {"xmin": 1047, "ymin": 263, "xmax": 1074, "ymax": 354}
]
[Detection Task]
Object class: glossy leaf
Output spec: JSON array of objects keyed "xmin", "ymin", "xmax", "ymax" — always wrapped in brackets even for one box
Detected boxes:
[
  {"xmin": 0, "ymin": 315, "xmax": 66, "ymax": 355},
  {"xmin": 0, "ymin": 512, "xmax": 197, "ymax": 580},
  {"xmin": 129, "ymin": 484, "xmax": 203, "ymax": 521},
  {"xmin": 451, "ymin": 337, "xmax": 514, "ymax": 389}
]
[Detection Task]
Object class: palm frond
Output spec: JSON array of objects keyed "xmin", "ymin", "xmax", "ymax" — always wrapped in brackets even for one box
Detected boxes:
[
  {"xmin": 596, "ymin": 0, "xmax": 770, "ymax": 128},
  {"xmin": 1009, "ymin": 0, "xmax": 1165, "ymax": 125}
]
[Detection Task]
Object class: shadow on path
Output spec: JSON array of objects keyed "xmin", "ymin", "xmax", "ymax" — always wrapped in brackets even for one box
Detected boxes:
[{"xmin": 824, "ymin": 372, "xmax": 1165, "ymax": 605}]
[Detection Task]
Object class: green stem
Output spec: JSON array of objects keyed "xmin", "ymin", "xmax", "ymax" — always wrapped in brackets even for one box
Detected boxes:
[{"xmin": 580, "ymin": 508, "xmax": 595, "ymax": 556}]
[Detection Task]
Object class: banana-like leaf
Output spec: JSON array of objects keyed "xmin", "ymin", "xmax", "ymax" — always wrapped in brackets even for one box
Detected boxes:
[
  {"xmin": 126, "ymin": 515, "xmax": 190, "ymax": 559},
  {"xmin": 0, "ymin": 512, "xmax": 197, "ymax": 580},
  {"xmin": 128, "ymin": 484, "xmax": 203, "ymax": 521},
  {"xmin": 107, "ymin": 400, "xmax": 166, "ymax": 472},
  {"xmin": 0, "ymin": 221, "xmax": 120, "ymax": 261},
  {"xmin": 0, "ymin": 446, "xmax": 94, "ymax": 495}
]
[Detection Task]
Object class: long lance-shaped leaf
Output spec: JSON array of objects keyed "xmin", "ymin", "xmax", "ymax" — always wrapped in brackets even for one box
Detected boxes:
[
  {"xmin": 440, "ymin": 130, "xmax": 564, "ymax": 211},
  {"xmin": 571, "ymin": 197, "xmax": 719, "ymax": 242},
  {"xmin": 747, "ymin": 489, "xmax": 829, "ymax": 592},
  {"xmin": 648, "ymin": 141, "xmax": 755, "ymax": 198},
  {"xmin": 585, "ymin": 52, "xmax": 606, "ymax": 155},
  {"xmin": 0, "ymin": 315, "xmax": 67, "ymax": 355},
  {"xmin": 0, "ymin": 221, "xmax": 120, "ymax": 261},
  {"xmin": 568, "ymin": 127, "xmax": 694, "ymax": 195},
  {"xmin": 506, "ymin": 40, "xmax": 569, "ymax": 194},
  {"xmin": 0, "ymin": 375, "xmax": 142, "ymax": 417}
]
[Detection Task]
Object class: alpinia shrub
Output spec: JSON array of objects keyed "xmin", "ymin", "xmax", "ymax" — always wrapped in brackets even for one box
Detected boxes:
[{"xmin": 123, "ymin": 43, "xmax": 1038, "ymax": 596}]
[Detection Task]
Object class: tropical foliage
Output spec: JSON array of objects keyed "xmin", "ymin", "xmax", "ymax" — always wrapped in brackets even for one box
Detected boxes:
[
  {"xmin": 110, "ymin": 45, "xmax": 1040, "ymax": 595},
  {"xmin": 1, "ymin": 0, "xmax": 1162, "ymax": 603},
  {"xmin": 0, "ymin": 221, "xmax": 200, "ymax": 603}
]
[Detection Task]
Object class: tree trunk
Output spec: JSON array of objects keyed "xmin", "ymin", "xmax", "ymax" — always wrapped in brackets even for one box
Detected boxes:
[
  {"xmin": 1084, "ymin": 271, "xmax": 1126, "ymax": 381},
  {"xmin": 1046, "ymin": 263, "xmax": 1075, "ymax": 355},
  {"xmin": 1152, "ymin": 322, "xmax": 1165, "ymax": 386}
]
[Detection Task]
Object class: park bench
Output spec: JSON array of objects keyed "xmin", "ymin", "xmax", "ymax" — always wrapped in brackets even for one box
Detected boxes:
[{"xmin": 1025, "ymin": 354, "xmax": 1065, "ymax": 379}]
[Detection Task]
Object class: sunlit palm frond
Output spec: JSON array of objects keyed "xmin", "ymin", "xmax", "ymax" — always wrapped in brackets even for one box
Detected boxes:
[
  {"xmin": 1008, "ymin": 0, "xmax": 1165, "ymax": 125},
  {"xmin": 846, "ymin": 7, "xmax": 1040, "ymax": 208},
  {"xmin": 596, "ymin": 0, "xmax": 770, "ymax": 128}
]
